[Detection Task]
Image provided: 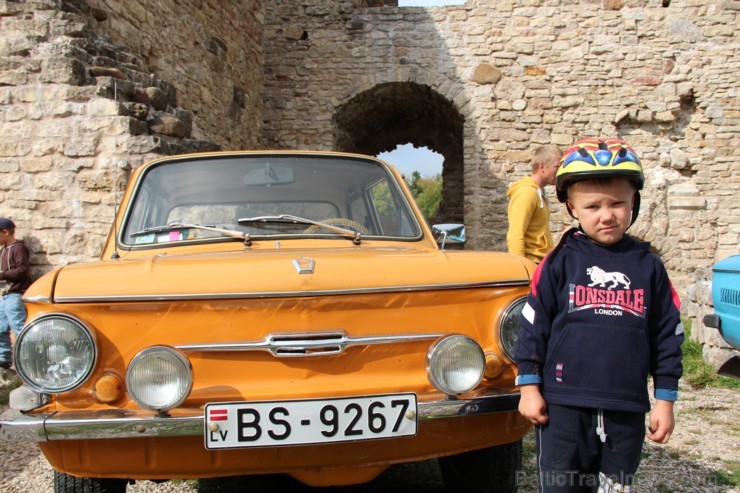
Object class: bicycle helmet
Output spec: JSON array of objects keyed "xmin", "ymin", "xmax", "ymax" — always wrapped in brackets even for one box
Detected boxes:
[{"xmin": 556, "ymin": 137, "xmax": 644, "ymax": 224}]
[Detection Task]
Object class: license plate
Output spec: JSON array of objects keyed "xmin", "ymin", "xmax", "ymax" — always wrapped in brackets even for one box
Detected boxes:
[{"xmin": 204, "ymin": 393, "xmax": 417, "ymax": 449}]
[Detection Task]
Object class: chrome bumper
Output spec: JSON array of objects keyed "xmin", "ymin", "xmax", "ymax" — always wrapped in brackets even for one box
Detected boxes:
[{"xmin": 0, "ymin": 392, "xmax": 520, "ymax": 442}]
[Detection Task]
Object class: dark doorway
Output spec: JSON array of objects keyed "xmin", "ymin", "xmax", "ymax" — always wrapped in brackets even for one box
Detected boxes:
[{"xmin": 333, "ymin": 82, "xmax": 464, "ymax": 224}]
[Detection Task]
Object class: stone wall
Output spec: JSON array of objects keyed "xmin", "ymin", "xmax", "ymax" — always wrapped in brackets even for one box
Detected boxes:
[
  {"xmin": 87, "ymin": 0, "xmax": 264, "ymax": 150},
  {"xmin": 0, "ymin": 0, "xmax": 738, "ymax": 363},
  {"xmin": 260, "ymin": 0, "xmax": 738, "ymax": 363},
  {"xmin": 0, "ymin": 0, "xmax": 261, "ymax": 273}
]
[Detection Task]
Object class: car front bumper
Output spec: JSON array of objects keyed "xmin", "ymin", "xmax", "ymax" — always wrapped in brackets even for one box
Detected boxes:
[{"xmin": 0, "ymin": 390, "xmax": 520, "ymax": 442}]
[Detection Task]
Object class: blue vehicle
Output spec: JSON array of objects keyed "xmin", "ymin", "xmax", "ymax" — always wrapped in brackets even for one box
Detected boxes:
[{"xmin": 703, "ymin": 254, "xmax": 740, "ymax": 378}]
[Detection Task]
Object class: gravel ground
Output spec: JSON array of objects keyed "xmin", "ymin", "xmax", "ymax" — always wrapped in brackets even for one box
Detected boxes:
[{"xmin": 1, "ymin": 371, "xmax": 737, "ymax": 493}]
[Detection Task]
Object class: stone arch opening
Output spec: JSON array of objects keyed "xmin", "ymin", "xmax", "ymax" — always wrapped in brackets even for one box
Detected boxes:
[{"xmin": 333, "ymin": 82, "xmax": 464, "ymax": 224}]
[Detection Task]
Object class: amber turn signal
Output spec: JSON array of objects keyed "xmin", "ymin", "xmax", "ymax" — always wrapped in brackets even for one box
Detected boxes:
[
  {"xmin": 484, "ymin": 352, "xmax": 504, "ymax": 379},
  {"xmin": 94, "ymin": 373, "xmax": 123, "ymax": 403}
]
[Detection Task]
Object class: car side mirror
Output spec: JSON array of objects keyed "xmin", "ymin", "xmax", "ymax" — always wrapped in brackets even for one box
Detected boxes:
[{"xmin": 432, "ymin": 223, "xmax": 465, "ymax": 250}]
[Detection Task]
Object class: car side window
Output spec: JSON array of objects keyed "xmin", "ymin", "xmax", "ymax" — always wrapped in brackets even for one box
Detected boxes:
[{"xmin": 370, "ymin": 181, "xmax": 415, "ymax": 236}]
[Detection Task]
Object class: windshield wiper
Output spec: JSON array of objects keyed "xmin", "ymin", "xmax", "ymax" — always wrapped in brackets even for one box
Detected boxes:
[
  {"xmin": 130, "ymin": 223, "xmax": 252, "ymax": 246},
  {"xmin": 238, "ymin": 214, "xmax": 362, "ymax": 245}
]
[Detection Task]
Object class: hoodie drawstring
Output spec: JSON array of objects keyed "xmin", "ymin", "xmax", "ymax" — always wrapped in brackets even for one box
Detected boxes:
[{"xmin": 596, "ymin": 409, "xmax": 607, "ymax": 443}]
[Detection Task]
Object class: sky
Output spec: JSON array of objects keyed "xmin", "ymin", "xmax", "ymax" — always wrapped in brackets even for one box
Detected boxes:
[
  {"xmin": 377, "ymin": 143, "xmax": 443, "ymax": 178},
  {"xmin": 398, "ymin": 0, "xmax": 465, "ymax": 5}
]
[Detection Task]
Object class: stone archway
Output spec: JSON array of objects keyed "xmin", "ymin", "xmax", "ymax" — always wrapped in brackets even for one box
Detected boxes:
[{"xmin": 333, "ymin": 82, "xmax": 464, "ymax": 224}]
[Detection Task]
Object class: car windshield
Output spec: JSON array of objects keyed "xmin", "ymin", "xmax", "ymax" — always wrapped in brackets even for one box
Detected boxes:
[{"xmin": 120, "ymin": 154, "xmax": 422, "ymax": 247}]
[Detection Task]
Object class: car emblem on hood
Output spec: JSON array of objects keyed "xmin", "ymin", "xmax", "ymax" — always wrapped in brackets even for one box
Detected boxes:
[{"xmin": 293, "ymin": 257, "xmax": 315, "ymax": 274}]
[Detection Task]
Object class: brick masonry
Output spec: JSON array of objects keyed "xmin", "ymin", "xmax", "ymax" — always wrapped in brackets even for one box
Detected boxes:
[{"xmin": 0, "ymin": 0, "xmax": 737, "ymax": 366}]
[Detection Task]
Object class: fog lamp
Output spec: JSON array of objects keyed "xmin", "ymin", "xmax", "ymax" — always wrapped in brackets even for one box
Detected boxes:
[
  {"xmin": 126, "ymin": 346, "xmax": 192, "ymax": 413},
  {"xmin": 427, "ymin": 335, "xmax": 485, "ymax": 396}
]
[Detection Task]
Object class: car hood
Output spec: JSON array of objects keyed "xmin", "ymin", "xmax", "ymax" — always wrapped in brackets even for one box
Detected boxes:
[{"xmin": 49, "ymin": 246, "xmax": 532, "ymax": 302}]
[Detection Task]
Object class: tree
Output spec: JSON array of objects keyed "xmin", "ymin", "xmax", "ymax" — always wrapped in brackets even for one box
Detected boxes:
[{"xmin": 405, "ymin": 171, "xmax": 442, "ymax": 220}]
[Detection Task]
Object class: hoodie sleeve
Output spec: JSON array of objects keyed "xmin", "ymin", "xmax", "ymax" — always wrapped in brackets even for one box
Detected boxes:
[
  {"xmin": 0, "ymin": 243, "xmax": 30, "ymax": 282},
  {"xmin": 515, "ymin": 252, "xmax": 559, "ymax": 384},
  {"xmin": 649, "ymin": 259, "xmax": 684, "ymax": 401},
  {"xmin": 507, "ymin": 186, "xmax": 539, "ymax": 258}
]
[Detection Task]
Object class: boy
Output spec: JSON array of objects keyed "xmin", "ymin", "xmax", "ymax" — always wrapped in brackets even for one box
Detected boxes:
[
  {"xmin": 0, "ymin": 217, "xmax": 32, "ymax": 369},
  {"xmin": 515, "ymin": 138, "xmax": 684, "ymax": 492},
  {"xmin": 506, "ymin": 144, "xmax": 562, "ymax": 264}
]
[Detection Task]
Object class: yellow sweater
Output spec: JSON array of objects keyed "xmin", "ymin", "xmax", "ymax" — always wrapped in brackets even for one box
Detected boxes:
[{"xmin": 506, "ymin": 176, "xmax": 554, "ymax": 263}]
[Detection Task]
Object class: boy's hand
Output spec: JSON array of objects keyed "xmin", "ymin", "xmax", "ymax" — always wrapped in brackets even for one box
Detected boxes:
[
  {"xmin": 647, "ymin": 399, "xmax": 675, "ymax": 444},
  {"xmin": 518, "ymin": 385, "xmax": 548, "ymax": 425}
]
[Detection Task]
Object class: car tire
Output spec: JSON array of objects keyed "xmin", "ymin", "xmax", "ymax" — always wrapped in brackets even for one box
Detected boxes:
[
  {"xmin": 53, "ymin": 471, "xmax": 128, "ymax": 493},
  {"xmin": 438, "ymin": 440, "xmax": 522, "ymax": 493}
]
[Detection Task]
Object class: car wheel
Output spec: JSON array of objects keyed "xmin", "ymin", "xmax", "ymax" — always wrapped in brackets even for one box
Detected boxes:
[
  {"xmin": 438, "ymin": 440, "xmax": 522, "ymax": 493},
  {"xmin": 53, "ymin": 471, "xmax": 128, "ymax": 493}
]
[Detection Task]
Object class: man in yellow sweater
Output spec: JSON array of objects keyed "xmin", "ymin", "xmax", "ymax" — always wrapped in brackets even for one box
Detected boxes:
[{"xmin": 506, "ymin": 144, "xmax": 561, "ymax": 264}]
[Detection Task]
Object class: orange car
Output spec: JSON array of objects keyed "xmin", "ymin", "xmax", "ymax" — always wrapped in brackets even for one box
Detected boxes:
[{"xmin": 1, "ymin": 151, "xmax": 533, "ymax": 492}]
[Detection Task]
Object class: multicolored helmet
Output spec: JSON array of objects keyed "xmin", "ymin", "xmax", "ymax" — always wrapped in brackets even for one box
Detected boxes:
[{"xmin": 555, "ymin": 137, "xmax": 644, "ymax": 203}]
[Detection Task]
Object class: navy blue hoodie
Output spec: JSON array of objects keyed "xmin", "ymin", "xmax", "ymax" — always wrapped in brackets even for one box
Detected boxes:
[{"xmin": 515, "ymin": 232, "xmax": 684, "ymax": 413}]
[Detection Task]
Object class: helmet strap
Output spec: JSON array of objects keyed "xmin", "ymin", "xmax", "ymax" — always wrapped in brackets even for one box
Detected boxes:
[
  {"xmin": 564, "ymin": 201, "xmax": 575, "ymax": 219},
  {"xmin": 629, "ymin": 191, "xmax": 641, "ymax": 228}
]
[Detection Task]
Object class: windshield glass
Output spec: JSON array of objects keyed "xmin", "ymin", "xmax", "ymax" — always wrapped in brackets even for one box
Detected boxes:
[{"xmin": 120, "ymin": 154, "xmax": 422, "ymax": 247}]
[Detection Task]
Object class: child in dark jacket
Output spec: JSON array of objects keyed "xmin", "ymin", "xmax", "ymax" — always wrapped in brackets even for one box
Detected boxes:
[{"xmin": 515, "ymin": 138, "xmax": 684, "ymax": 493}]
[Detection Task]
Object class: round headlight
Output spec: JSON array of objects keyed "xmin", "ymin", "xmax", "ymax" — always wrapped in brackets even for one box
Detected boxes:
[
  {"xmin": 15, "ymin": 314, "xmax": 96, "ymax": 393},
  {"xmin": 500, "ymin": 296, "xmax": 527, "ymax": 360},
  {"xmin": 126, "ymin": 346, "xmax": 192, "ymax": 413},
  {"xmin": 427, "ymin": 335, "xmax": 485, "ymax": 396}
]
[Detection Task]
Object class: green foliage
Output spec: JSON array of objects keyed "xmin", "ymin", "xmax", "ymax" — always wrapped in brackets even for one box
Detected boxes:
[
  {"xmin": 708, "ymin": 460, "xmax": 740, "ymax": 487},
  {"xmin": 405, "ymin": 171, "xmax": 442, "ymax": 220},
  {"xmin": 681, "ymin": 319, "xmax": 740, "ymax": 390},
  {"xmin": 371, "ymin": 181, "xmax": 395, "ymax": 217}
]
